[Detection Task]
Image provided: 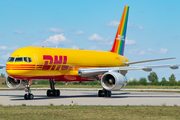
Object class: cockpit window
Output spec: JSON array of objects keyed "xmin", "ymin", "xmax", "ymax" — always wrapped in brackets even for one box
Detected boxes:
[
  {"xmin": 15, "ymin": 57, "xmax": 23, "ymax": 62},
  {"xmin": 8, "ymin": 57, "xmax": 15, "ymax": 62},
  {"xmin": 8, "ymin": 57, "xmax": 32, "ymax": 62},
  {"xmin": 24, "ymin": 57, "xmax": 28, "ymax": 62},
  {"xmin": 28, "ymin": 57, "xmax": 32, "ymax": 62}
]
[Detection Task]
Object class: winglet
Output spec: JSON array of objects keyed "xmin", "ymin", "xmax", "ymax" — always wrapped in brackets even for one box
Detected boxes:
[{"xmin": 110, "ymin": 6, "xmax": 129, "ymax": 56}]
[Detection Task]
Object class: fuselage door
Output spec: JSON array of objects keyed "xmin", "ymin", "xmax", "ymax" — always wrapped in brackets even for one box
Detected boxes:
[{"xmin": 33, "ymin": 53, "xmax": 39, "ymax": 70}]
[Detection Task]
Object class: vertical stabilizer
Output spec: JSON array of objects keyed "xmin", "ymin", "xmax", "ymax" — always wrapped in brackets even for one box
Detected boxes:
[{"xmin": 110, "ymin": 6, "xmax": 129, "ymax": 56}]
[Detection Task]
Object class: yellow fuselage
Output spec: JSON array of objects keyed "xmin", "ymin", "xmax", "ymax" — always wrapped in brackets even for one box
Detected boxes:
[{"xmin": 6, "ymin": 47, "xmax": 129, "ymax": 81}]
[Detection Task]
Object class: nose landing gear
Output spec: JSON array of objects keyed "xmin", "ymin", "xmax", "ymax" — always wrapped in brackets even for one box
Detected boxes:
[{"xmin": 24, "ymin": 80, "xmax": 34, "ymax": 100}]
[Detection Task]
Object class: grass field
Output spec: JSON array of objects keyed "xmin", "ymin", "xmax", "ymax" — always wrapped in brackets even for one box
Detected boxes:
[
  {"xmin": 1, "ymin": 84, "xmax": 180, "ymax": 89},
  {"xmin": 0, "ymin": 105, "xmax": 179, "ymax": 120}
]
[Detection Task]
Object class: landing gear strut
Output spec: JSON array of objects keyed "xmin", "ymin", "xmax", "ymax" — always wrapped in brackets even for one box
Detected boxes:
[
  {"xmin": 98, "ymin": 89, "xmax": 111, "ymax": 97},
  {"xmin": 24, "ymin": 80, "xmax": 34, "ymax": 100},
  {"xmin": 47, "ymin": 79, "xmax": 60, "ymax": 97}
]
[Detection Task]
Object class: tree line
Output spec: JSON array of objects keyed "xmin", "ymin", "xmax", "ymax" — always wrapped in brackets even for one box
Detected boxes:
[{"xmin": 128, "ymin": 72, "xmax": 179, "ymax": 86}]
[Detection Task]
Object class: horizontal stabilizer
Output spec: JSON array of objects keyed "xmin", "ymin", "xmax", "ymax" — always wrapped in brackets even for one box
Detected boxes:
[{"xmin": 125, "ymin": 57, "xmax": 175, "ymax": 65}]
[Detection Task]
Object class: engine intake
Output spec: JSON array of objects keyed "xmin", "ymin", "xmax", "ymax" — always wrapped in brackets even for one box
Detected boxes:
[
  {"xmin": 6, "ymin": 76, "xmax": 26, "ymax": 90},
  {"xmin": 101, "ymin": 72, "xmax": 127, "ymax": 91}
]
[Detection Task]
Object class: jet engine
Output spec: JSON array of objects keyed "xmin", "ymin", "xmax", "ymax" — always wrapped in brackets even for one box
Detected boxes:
[
  {"xmin": 6, "ymin": 76, "xmax": 26, "ymax": 90},
  {"xmin": 101, "ymin": 72, "xmax": 127, "ymax": 91}
]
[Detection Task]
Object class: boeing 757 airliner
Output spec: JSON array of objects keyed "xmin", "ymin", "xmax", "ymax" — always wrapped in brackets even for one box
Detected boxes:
[{"xmin": 1, "ymin": 6, "xmax": 179, "ymax": 100}]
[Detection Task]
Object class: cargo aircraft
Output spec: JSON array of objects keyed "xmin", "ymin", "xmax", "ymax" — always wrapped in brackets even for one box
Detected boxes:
[{"xmin": 0, "ymin": 6, "xmax": 179, "ymax": 100}]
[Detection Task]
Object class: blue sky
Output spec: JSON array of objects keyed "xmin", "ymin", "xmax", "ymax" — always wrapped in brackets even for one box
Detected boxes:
[{"xmin": 0, "ymin": 0, "xmax": 180, "ymax": 81}]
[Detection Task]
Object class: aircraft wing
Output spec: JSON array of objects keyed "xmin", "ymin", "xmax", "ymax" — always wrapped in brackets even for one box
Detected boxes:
[
  {"xmin": 0, "ymin": 65, "xmax": 5, "ymax": 69},
  {"xmin": 78, "ymin": 64, "xmax": 180, "ymax": 77}
]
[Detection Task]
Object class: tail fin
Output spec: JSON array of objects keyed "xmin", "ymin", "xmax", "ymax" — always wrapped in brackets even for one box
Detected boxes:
[{"xmin": 110, "ymin": 6, "xmax": 129, "ymax": 56}]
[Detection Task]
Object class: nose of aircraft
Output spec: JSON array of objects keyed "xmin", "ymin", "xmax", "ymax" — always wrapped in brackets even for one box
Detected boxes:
[{"xmin": 6, "ymin": 63, "xmax": 33, "ymax": 77}]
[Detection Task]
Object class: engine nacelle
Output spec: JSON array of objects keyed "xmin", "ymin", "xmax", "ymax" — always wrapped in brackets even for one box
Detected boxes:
[
  {"xmin": 101, "ymin": 72, "xmax": 127, "ymax": 91},
  {"xmin": 6, "ymin": 76, "xmax": 26, "ymax": 90}
]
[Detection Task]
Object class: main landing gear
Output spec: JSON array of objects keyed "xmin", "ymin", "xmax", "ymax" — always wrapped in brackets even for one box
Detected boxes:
[
  {"xmin": 98, "ymin": 89, "xmax": 111, "ymax": 97},
  {"xmin": 24, "ymin": 80, "xmax": 34, "ymax": 100},
  {"xmin": 47, "ymin": 79, "xmax": 60, "ymax": 97}
]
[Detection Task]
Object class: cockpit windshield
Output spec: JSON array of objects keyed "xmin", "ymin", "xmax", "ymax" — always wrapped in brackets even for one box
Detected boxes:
[
  {"xmin": 15, "ymin": 57, "xmax": 23, "ymax": 62},
  {"xmin": 7, "ymin": 57, "xmax": 32, "ymax": 63},
  {"xmin": 8, "ymin": 57, "xmax": 15, "ymax": 62}
]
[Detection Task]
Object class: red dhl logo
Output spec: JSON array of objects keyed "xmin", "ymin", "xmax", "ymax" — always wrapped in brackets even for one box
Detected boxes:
[{"xmin": 42, "ymin": 55, "xmax": 69, "ymax": 70}]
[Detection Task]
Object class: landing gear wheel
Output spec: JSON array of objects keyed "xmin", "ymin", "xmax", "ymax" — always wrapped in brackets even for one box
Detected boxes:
[
  {"xmin": 98, "ymin": 90, "xmax": 104, "ymax": 97},
  {"xmin": 24, "ymin": 93, "xmax": 34, "ymax": 100},
  {"xmin": 55, "ymin": 90, "xmax": 60, "ymax": 97},
  {"xmin": 24, "ymin": 94, "xmax": 28, "ymax": 100},
  {"xmin": 47, "ymin": 90, "xmax": 60, "ymax": 97},
  {"xmin": 47, "ymin": 90, "xmax": 51, "ymax": 97},
  {"xmin": 98, "ymin": 89, "xmax": 111, "ymax": 97},
  {"xmin": 29, "ymin": 94, "xmax": 34, "ymax": 100},
  {"xmin": 105, "ymin": 91, "xmax": 111, "ymax": 97}
]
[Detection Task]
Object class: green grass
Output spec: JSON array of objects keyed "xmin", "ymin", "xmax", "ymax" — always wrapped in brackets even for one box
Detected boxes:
[{"xmin": 0, "ymin": 105, "xmax": 180, "ymax": 120}]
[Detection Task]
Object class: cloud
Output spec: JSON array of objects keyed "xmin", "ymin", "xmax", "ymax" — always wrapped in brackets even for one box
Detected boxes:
[
  {"xmin": 125, "ymin": 39, "xmax": 136, "ymax": 45},
  {"xmin": 127, "ymin": 23, "xmax": 144, "ymax": 30},
  {"xmin": 129, "ymin": 48, "xmax": 168, "ymax": 55},
  {"xmin": 107, "ymin": 21, "xmax": 136, "ymax": 28},
  {"xmin": 137, "ymin": 26, "xmax": 144, "ymax": 30},
  {"xmin": 129, "ymin": 48, "xmax": 140, "ymax": 55},
  {"xmin": 1, "ymin": 53, "xmax": 11, "ymax": 60},
  {"xmin": 90, "ymin": 46, "xmax": 98, "ymax": 50},
  {"xmin": 46, "ymin": 28, "xmax": 64, "ymax": 33},
  {"xmin": 98, "ymin": 41, "xmax": 113, "ymax": 46},
  {"xmin": 106, "ymin": 21, "xmax": 119, "ymax": 27},
  {"xmin": 0, "ymin": 45, "xmax": 18, "ymax": 50},
  {"xmin": 88, "ymin": 34, "xmax": 103, "ymax": 41},
  {"xmin": 147, "ymin": 48, "xmax": 156, "ymax": 52},
  {"xmin": 139, "ymin": 50, "xmax": 146, "ymax": 55},
  {"xmin": 129, "ymin": 48, "xmax": 150, "ymax": 55},
  {"xmin": 14, "ymin": 30, "xmax": 24, "ymax": 34},
  {"xmin": 89, "ymin": 46, "xmax": 101, "ymax": 51},
  {"xmin": 45, "ymin": 34, "xmax": 67, "ymax": 44},
  {"xmin": 158, "ymin": 48, "xmax": 168, "ymax": 54},
  {"xmin": 73, "ymin": 31, "xmax": 86, "ymax": 35},
  {"xmin": 148, "ymin": 48, "xmax": 168, "ymax": 54},
  {"xmin": 127, "ymin": 23, "xmax": 135, "ymax": 27},
  {"xmin": 89, "ymin": 35, "xmax": 113, "ymax": 46},
  {"xmin": 33, "ymin": 34, "xmax": 70, "ymax": 46},
  {"xmin": 71, "ymin": 45, "xmax": 79, "ymax": 49}
]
